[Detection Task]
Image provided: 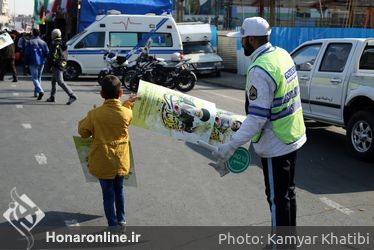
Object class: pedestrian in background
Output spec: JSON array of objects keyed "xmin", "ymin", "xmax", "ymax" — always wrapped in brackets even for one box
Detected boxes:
[
  {"xmin": 17, "ymin": 32, "xmax": 31, "ymax": 75},
  {"xmin": 0, "ymin": 33, "xmax": 18, "ymax": 82},
  {"xmin": 46, "ymin": 29, "xmax": 77, "ymax": 105},
  {"xmin": 78, "ymin": 75, "xmax": 138, "ymax": 229},
  {"xmin": 214, "ymin": 17, "xmax": 306, "ymax": 227},
  {"xmin": 0, "ymin": 34, "xmax": 5, "ymax": 80},
  {"xmin": 24, "ymin": 29, "xmax": 49, "ymax": 100}
]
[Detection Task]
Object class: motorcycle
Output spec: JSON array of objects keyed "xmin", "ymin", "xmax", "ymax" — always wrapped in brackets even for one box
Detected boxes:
[
  {"xmin": 148, "ymin": 56, "xmax": 197, "ymax": 92},
  {"xmin": 121, "ymin": 46, "xmax": 155, "ymax": 91},
  {"xmin": 123, "ymin": 50, "xmax": 197, "ymax": 93},
  {"xmin": 97, "ymin": 44, "xmax": 145, "ymax": 85},
  {"xmin": 97, "ymin": 49, "xmax": 129, "ymax": 85}
]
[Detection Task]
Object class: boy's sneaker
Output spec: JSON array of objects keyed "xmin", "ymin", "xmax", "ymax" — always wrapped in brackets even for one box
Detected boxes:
[
  {"xmin": 37, "ymin": 92, "xmax": 44, "ymax": 100},
  {"xmin": 66, "ymin": 95, "xmax": 77, "ymax": 105},
  {"xmin": 46, "ymin": 96, "xmax": 55, "ymax": 102}
]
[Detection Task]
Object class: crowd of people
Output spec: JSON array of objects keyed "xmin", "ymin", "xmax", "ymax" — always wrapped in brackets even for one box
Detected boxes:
[{"xmin": 0, "ymin": 28, "xmax": 77, "ymax": 105}]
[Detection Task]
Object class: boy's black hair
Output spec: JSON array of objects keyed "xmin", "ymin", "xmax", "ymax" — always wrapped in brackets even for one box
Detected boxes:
[{"xmin": 101, "ymin": 75, "xmax": 121, "ymax": 99}]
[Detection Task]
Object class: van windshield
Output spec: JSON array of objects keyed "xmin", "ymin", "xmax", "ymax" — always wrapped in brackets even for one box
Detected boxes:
[
  {"xmin": 67, "ymin": 31, "xmax": 87, "ymax": 46},
  {"xmin": 183, "ymin": 42, "xmax": 214, "ymax": 54}
]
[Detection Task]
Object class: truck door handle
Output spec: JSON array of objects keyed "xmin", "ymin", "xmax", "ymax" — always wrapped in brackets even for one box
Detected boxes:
[
  {"xmin": 330, "ymin": 78, "xmax": 342, "ymax": 84},
  {"xmin": 300, "ymin": 76, "xmax": 309, "ymax": 81}
]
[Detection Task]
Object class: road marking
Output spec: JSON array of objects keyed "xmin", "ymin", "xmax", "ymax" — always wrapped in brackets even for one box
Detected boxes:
[
  {"xmin": 16, "ymin": 105, "xmax": 23, "ymax": 109},
  {"xmin": 34, "ymin": 153, "xmax": 48, "ymax": 165},
  {"xmin": 11, "ymin": 84, "xmax": 16, "ymax": 87},
  {"xmin": 65, "ymin": 219, "xmax": 80, "ymax": 227},
  {"xmin": 12, "ymin": 93, "xmax": 19, "ymax": 96},
  {"xmin": 199, "ymin": 90, "xmax": 245, "ymax": 104},
  {"xmin": 320, "ymin": 197, "xmax": 354, "ymax": 215},
  {"xmin": 22, "ymin": 123, "xmax": 32, "ymax": 129}
]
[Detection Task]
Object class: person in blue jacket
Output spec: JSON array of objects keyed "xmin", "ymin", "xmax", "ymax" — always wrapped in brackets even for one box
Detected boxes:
[{"xmin": 24, "ymin": 29, "xmax": 49, "ymax": 100}]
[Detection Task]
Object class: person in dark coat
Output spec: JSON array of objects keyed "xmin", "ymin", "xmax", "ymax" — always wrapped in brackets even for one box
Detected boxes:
[
  {"xmin": 46, "ymin": 29, "xmax": 77, "ymax": 105},
  {"xmin": 17, "ymin": 32, "xmax": 31, "ymax": 75},
  {"xmin": 0, "ymin": 33, "xmax": 18, "ymax": 82}
]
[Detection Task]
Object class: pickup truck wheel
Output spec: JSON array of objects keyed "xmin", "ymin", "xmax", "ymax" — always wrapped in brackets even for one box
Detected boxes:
[{"xmin": 346, "ymin": 111, "xmax": 374, "ymax": 161}]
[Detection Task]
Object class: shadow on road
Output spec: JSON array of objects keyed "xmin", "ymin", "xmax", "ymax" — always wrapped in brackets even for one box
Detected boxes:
[
  {"xmin": 296, "ymin": 123, "xmax": 374, "ymax": 195},
  {"xmin": 185, "ymin": 122, "xmax": 374, "ymax": 195}
]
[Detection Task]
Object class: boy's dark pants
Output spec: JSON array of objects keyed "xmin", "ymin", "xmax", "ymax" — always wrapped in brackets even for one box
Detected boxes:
[{"xmin": 99, "ymin": 175, "xmax": 126, "ymax": 226}]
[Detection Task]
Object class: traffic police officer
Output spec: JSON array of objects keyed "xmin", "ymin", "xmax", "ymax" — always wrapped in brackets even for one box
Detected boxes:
[{"xmin": 214, "ymin": 17, "xmax": 307, "ymax": 226}]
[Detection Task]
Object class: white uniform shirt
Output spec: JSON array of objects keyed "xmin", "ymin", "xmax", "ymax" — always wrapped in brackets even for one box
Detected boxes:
[{"xmin": 230, "ymin": 43, "xmax": 306, "ymax": 158}]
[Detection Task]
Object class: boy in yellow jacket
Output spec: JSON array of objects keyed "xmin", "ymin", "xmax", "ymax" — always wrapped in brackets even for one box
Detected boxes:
[{"xmin": 78, "ymin": 75, "xmax": 138, "ymax": 227}]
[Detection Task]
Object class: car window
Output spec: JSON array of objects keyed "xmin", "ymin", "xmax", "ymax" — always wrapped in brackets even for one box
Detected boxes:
[
  {"xmin": 292, "ymin": 44, "xmax": 321, "ymax": 71},
  {"xmin": 140, "ymin": 33, "xmax": 173, "ymax": 47},
  {"xmin": 183, "ymin": 42, "xmax": 214, "ymax": 54},
  {"xmin": 319, "ymin": 43, "xmax": 352, "ymax": 72},
  {"xmin": 67, "ymin": 30, "xmax": 87, "ymax": 46},
  {"xmin": 75, "ymin": 32, "xmax": 105, "ymax": 49},
  {"xmin": 110, "ymin": 32, "xmax": 138, "ymax": 47},
  {"xmin": 110, "ymin": 32, "xmax": 172, "ymax": 47},
  {"xmin": 359, "ymin": 45, "xmax": 374, "ymax": 70}
]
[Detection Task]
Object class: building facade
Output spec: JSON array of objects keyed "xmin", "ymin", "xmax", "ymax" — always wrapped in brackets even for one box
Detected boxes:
[
  {"xmin": 0, "ymin": 0, "xmax": 10, "ymax": 28},
  {"xmin": 180, "ymin": 0, "xmax": 374, "ymax": 29}
]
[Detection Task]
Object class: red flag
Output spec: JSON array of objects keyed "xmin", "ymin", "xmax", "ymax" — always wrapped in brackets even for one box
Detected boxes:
[{"xmin": 52, "ymin": 0, "xmax": 59, "ymax": 13}]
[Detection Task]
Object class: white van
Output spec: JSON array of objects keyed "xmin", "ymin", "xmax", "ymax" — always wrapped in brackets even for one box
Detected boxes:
[
  {"xmin": 65, "ymin": 13, "xmax": 183, "ymax": 80},
  {"xmin": 177, "ymin": 22, "xmax": 223, "ymax": 76}
]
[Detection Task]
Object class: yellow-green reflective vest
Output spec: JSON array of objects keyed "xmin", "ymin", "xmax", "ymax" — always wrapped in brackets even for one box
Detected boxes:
[{"xmin": 248, "ymin": 47, "xmax": 306, "ymax": 144}]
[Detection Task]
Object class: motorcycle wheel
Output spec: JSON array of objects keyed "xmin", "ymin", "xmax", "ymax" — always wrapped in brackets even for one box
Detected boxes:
[
  {"xmin": 97, "ymin": 70, "xmax": 108, "ymax": 85},
  {"xmin": 122, "ymin": 70, "xmax": 140, "ymax": 92},
  {"xmin": 175, "ymin": 70, "xmax": 196, "ymax": 92}
]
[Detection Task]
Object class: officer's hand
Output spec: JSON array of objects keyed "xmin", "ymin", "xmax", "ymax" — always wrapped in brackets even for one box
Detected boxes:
[{"xmin": 212, "ymin": 143, "xmax": 237, "ymax": 162}]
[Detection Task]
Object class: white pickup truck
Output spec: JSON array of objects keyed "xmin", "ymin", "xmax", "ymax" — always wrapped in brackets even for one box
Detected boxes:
[{"xmin": 291, "ymin": 38, "xmax": 374, "ymax": 161}]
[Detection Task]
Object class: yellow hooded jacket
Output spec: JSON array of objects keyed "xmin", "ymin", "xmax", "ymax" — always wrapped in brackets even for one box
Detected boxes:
[{"xmin": 78, "ymin": 99, "xmax": 133, "ymax": 179}]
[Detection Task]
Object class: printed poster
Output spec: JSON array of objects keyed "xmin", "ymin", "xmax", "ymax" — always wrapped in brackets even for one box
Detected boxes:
[
  {"xmin": 0, "ymin": 32, "xmax": 13, "ymax": 50},
  {"xmin": 132, "ymin": 80, "xmax": 216, "ymax": 144},
  {"xmin": 208, "ymin": 109, "xmax": 246, "ymax": 146},
  {"xmin": 132, "ymin": 80, "xmax": 246, "ymax": 147},
  {"xmin": 73, "ymin": 136, "xmax": 137, "ymax": 187}
]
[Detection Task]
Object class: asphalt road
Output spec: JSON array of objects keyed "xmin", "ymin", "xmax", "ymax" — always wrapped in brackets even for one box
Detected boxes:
[{"xmin": 0, "ymin": 76, "xmax": 373, "ymax": 228}]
